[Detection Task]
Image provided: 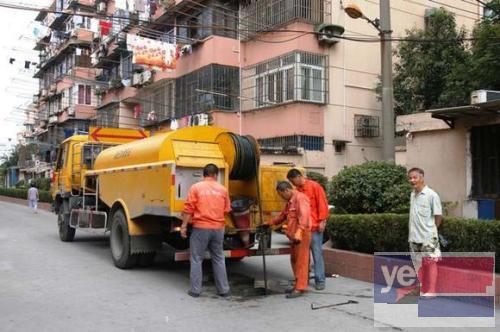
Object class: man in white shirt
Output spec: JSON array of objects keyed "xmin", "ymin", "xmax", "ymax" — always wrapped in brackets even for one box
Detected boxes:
[
  {"xmin": 27, "ymin": 183, "xmax": 39, "ymax": 214},
  {"xmin": 408, "ymin": 167, "xmax": 443, "ymax": 298}
]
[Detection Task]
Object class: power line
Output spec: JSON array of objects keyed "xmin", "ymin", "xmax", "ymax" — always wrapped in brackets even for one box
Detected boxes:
[{"xmin": 1, "ymin": 1, "xmax": 499, "ymax": 44}]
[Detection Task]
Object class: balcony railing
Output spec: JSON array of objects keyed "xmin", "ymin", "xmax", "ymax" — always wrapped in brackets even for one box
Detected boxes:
[{"xmin": 240, "ymin": 0, "xmax": 331, "ymax": 40}]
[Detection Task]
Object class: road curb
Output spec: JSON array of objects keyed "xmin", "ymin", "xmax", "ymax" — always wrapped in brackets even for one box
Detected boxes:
[{"xmin": 0, "ymin": 195, "xmax": 52, "ymax": 212}]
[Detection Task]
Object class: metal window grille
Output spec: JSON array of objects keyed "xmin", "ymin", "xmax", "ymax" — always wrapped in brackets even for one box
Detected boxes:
[
  {"xmin": 175, "ymin": 64, "xmax": 240, "ymax": 117},
  {"xmin": 258, "ymin": 135, "xmax": 324, "ymax": 152},
  {"xmin": 176, "ymin": 0, "xmax": 238, "ymax": 42},
  {"xmin": 242, "ymin": 50, "xmax": 328, "ymax": 110},
  {"xmin": 354, "ymin": 115, "xmax": 380, "ymax": 137},
  {"xmin": 94, "ymin": 105, "xmax": 120, "ymax": 128},
  {"xmin": 240, "ymin": 0, "xmax": 331, "ymax": 41},
  {"xmin": 138, "ymin": 80, "xmax": 175, "ymax": 126}
]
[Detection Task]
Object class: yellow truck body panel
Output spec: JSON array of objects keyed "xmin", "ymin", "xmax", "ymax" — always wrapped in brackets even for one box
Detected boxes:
[{"xmin": 90, "ymin": 126, "xmax": 291, "ymax": 233}]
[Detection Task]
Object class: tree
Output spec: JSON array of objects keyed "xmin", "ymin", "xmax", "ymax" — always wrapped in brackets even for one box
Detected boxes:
[
  {"xmin": 391, "ymin": 8, "xmax": 471, "ymax": 115},
  {"xmin": 329, "ymin": 161, "xmax": 411, "ymax": 214},
  {"xmin": 469, "ymin": 0, "xmax": 500, "ymax": 92}
]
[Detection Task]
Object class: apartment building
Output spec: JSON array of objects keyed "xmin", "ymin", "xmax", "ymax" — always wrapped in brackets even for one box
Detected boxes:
[
  {"xmin": 29, "ymin": 0, "xmax": 485, "ymax": 176},
  {"xmin": 32, "ymin": 0, "xmax": 98, "ymax": 163}
]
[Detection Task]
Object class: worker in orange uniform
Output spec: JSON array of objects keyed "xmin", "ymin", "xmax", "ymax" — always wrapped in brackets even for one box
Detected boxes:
[
  {"xmin": 266, "ymin": 181, "xmax": 312, "ymax": 298},
  {"xmin": 287, "ymin": 168, "xmax": 329, "ymax": 290},
  {"xmin": 181, "ymin": 164, "xmax": 231, "ymax": 298}
]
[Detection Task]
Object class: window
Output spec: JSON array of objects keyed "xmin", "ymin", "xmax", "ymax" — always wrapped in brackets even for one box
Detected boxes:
[
  {"xmin": 120, "ymin": 53, "xmax": 133, "ymax": 80},
  {"xmin": 258, "ymin": 135, "xmax": 324, "ymax": 152},
  {"xmin": 176, "ymin": 1, "xmax": 238, "ymax": 42},
  {"xmin": 241, "ymin": 0, "xmax": 327, "ymax": 40},
  {"xmin": 251, "ymin": 51, "xmax": 326, "ymax": 108},
  {"xmin": 55, "ymin": 142, "xmax": 68, "ymax": 170},
  {"xmin": 77, "ymin": 84, "xmax": 93, "ymax": 105},
  {"xmin": 471, "ymin": 124, "xmax": 500, "ymax": 199},
  {"xmin": 138, "ymin": 80, "xmax": 175, "ymax": 126},
  {"xmin": 483, "ymin": 3, "xmax": 497, "ymax": 19},
  {"xmin": 354, "ymin": 115, "xmax": 380, "ymax": 137},
  {"xmin": 175, "ymin": 64, "xmax": 239, "ymax": 117},
  {"xmin": 96, "ymin": 106, "xmax": 119, "ymax": 128},
  {"xmin": 68, "ymin": 86, "xmax": 73, "ymax": 106}
]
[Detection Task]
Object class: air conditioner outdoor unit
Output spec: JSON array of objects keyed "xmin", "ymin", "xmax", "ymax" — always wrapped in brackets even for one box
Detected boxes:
[
  {"xmin": 470, "ymin": 90, "xmax": 500, "ymax": 104},
  {"xmin": 132, "ymin": 72, "xmax": 142, "ymax": 86},
  {"xmin": 142, "ymin": 70, "xmax": 153, "ymax": 85}
]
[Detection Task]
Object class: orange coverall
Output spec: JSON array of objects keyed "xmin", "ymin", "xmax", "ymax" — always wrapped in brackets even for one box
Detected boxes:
[
  {"xmin": 297, "ymin": 179, "xmax": 329, "ymax": 231},
  {"xmin": 270, "ymin": 190, "xmax": 312, "ymax": 291}
]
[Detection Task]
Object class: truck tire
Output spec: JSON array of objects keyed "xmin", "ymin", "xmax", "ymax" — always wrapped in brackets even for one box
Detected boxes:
[
  {"xmin": 110, "ymin": 209, "xmax": 138, "ymax": 269},
  {"xmin": 58, "ymin": 208, "xmax": 75, "ymax": 242}
]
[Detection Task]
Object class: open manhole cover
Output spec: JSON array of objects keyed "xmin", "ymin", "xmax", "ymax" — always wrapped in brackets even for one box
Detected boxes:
[{"xmin": 202, "ymin": 272, "xmax": 289, "ymax": 301}]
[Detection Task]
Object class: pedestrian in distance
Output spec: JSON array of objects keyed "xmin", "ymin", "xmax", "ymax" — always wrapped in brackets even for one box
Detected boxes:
[
  {"xmin": 265, "ymin": 181, "xmax": 312, "ymax": 298},
  {"xmin": 181, "ymin": 163, "xmax": 231, "ymax": 298},
  {"xmin": 27, "ymin": 183, "xmax": 39, "ymax": 214},
  {"xmin": 287, "ymin": 168, "xmax": 329, "ymax": 291},
  {"xmin": 407, "ymin": 167, "xmax": 443, "ymax": 298}
]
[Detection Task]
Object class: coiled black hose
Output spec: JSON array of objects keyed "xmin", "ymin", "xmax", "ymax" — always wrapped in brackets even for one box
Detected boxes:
[{"xmin": 228, "ymin": 133, "xmax": 259, "ymax": 180}]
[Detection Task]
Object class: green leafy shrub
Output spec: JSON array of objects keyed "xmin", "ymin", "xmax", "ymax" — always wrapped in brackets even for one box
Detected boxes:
[
  {"xmin": 306, "ymin": 171, "xmax": 328, "ymax": 193},
  {"xmin": 15, "ymin": 180, "xmax": 26, "ymax": 189},
  {"xmin": 326, "ymin": 214, "xmax": 500, "ymax": 273},
  {"xmin": 329, "ymin": 161, "xmax": 411, "ymax": 213},
  {"xmin": 0, "ymin": 188, "xmax": 52, "ymax": 203},
  {"xmin": 30, "ymin": 177, "xmax": 51, "ymax": 191}
]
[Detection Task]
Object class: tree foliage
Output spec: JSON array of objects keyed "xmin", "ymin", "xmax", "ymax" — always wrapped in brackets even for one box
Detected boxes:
[
  {"xmin": 329, "ymin": 161, "xmax": 411, "ymax": 214},
  {"xmin": 469, "ymin": 0, "xmax": 500, "ymax": 92},
  {"xmin": 392, "ymin": 8, "xmax": 471, "ymax": 115}
]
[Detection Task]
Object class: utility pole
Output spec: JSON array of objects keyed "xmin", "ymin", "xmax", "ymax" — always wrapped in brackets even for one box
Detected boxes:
[{"xmin": 379, "ymin": 0, "xmax": 395, "ymax": 163}]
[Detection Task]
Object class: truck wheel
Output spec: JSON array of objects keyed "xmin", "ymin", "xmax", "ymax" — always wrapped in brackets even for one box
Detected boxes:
[
  {"xmin": 58, "ymin": 209, "xmax": 75, "ymax": 242},
  {"xmin": 110, "ymin": 209, "xmax": 138, "ymax": 269}
]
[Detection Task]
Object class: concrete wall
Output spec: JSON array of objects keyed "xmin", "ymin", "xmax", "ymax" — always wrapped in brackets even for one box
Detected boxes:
[
  {"xmin": 405, "ymin": 127, "xmax": 467, "ymax": 216},
  {"xmin": 397, "ymin": 112, "xmax": 500, "ymax": 217}
]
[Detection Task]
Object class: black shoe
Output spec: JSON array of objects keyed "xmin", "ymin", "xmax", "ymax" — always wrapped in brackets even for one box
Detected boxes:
[
  {"xmin": 315, "ymin": 283, "xmax": 325, "ymax": 291},
  {"xmin": 285, "ymin": 286, "xmax": 295, "ymax": 294},
  {"xmin": 218, "ymin": 292, "xmax": 230, "ymax": 298},
  {"xmin": 188, "ymin": 290, "xmax": 200, "ymax": 298},
  {"xmin": 286, "ymin": 290, "xmax": 304, "ymax": 299}
]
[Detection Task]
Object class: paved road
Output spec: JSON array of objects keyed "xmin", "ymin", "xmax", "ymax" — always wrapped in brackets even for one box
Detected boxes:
[{"xmin": 0, "ymin": 201, "xmax": 497, "ymax": 332}]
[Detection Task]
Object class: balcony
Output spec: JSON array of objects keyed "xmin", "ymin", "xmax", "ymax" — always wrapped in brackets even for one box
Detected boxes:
[
  {"xmin": 241, "ymin": 50, "xmax": 328, "ymax": 111},
  {"xmin": 49, "ymin": 12, "xmax": 70, "ymax": 31},
  {"xmin": 48, "ymin": 115, "xmax": 58, "ymax": 124},
  {"xmin": 240, "ymin": 0, "xmax": 331, "ymax": 40},
  {"xmin": 66, "ymin": 0, "xmax": 94, "ymax": 10}
]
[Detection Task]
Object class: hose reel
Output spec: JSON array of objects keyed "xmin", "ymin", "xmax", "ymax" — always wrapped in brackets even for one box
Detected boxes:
[{"xmin": 227, "ymin": 133, "xmax": 260, "ymax": 181}]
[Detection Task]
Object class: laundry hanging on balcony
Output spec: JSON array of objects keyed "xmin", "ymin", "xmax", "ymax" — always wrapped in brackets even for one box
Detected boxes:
[
  {"xmin": 127, "ymin": 34, "xmax": 179, "ymax": 71},
  {"xmin": 99, "ymin": 20, "xmax": 112, "ymax": 36},
  {"xmin": 133, "ymin": 104, "xmax": 142, "ymax": 119}
]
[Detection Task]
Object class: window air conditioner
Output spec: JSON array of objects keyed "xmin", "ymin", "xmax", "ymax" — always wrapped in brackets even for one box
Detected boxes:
[{"xmin": 470, "ymin": 90, "xmax": 500, "ymax": 104}]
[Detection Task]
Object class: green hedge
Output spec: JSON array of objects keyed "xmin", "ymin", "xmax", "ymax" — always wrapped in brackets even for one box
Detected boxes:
[
  {"xmin": 0, "ymin": 188, "xmax": 52, "ymax": 203},
  {"xmin": 327, "ymin": 214, "xmax": 500, "ymax": 273}
]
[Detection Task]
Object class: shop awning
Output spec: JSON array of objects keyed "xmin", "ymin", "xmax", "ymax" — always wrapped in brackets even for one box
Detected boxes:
[{"xmin": 427, "ymin": 100, "xmax": 500, "ymax": 127}]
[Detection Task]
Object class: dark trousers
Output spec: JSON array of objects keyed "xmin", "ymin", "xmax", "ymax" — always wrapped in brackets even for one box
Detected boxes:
[{"xmin": 189, "ymin": 228, "xmax": 230, "ymax": 295}]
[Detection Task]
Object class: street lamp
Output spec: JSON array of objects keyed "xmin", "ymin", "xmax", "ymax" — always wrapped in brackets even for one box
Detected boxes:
[{"xmin": 344, "ymin": 2, "xmax": 395, "ymax": 163}]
